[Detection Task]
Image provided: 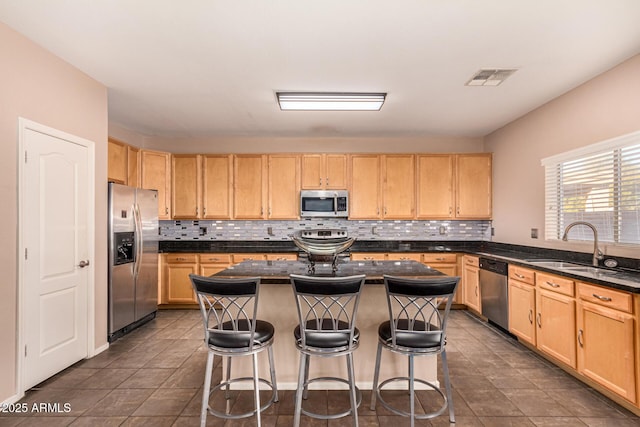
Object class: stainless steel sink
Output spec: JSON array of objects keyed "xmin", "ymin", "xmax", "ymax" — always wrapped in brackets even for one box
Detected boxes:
[
  {"xmin": 524, "ymin": 260, "xmax": 584, "ymax": 269},
  {"xmin": 562, "ymin": 266, "xmax": 619, "ymax": 276}
]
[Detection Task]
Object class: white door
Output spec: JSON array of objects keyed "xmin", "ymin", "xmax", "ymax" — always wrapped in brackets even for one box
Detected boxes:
[{"xmin": 20, "ymin": 121, "xmax": 91, "ymax": 390}]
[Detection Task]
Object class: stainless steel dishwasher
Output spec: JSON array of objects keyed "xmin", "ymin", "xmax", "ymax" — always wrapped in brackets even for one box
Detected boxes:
[{"xmin": 479, "ymin": 257, "xmax": 509, "ymax": 330}]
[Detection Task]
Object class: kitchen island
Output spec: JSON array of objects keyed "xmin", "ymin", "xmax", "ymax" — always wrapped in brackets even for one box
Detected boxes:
[{"xmin": 211, "ymin": 259, "xmax": 450, "ymax": 390}]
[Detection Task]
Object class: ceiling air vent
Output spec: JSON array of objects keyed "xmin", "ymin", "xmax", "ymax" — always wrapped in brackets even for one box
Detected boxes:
[{"xmin": 466, "ymin": 69, "xmax": 517, "ymax": 86}]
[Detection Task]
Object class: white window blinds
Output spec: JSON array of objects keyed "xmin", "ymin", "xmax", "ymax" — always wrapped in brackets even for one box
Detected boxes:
[{"xmin": 542, "ymin": 131, "xmax": 640, "ymax": 245}]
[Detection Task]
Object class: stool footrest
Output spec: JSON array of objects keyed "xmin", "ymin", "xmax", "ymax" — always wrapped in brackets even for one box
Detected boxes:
[
  {"xmin": 374, "ymin": 376, "xmax": 448, "ymax": 420},
  {"xmin": 207, "ymin": 376, "xmax": 278, "ymax": 420},
  {"xmin": 300, "ymin": 376, "xmax": 362, "ymax": 420}
]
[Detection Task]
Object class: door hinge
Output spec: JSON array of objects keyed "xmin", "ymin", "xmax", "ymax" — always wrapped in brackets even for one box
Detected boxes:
[
  {"xmin": 24, "ymin": 345, "xmax": 27, "ymax": 357},
  {"xmin": 24, "ymin": 248, "xmax": 27, "ymax": 260},
  {"xmin": 24, "ymin": 151, "xmax": 27, "ymax": 163}
]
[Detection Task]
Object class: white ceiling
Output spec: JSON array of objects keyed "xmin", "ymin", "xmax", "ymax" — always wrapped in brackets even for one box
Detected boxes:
[{"xmin": 2, "ymin": 1, "xmax": 640, "ymax": 139}]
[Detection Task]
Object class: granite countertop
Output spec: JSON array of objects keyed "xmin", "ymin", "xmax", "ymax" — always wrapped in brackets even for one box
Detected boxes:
[
  {"xmin": 212, "ymin": 259, "xmax": 445, "ymax": 284},
  {"xmin": 159, "ymin": 240, "xmax": 640, "ymax": 293}
]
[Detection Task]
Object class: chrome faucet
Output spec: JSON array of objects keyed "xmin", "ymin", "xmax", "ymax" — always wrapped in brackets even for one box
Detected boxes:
[{"xmin": 561, "ymin": 221, "xmax": 604, "ymax": 267}]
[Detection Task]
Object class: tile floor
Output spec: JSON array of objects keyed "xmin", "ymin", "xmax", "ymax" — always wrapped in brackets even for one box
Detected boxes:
[{"xmin": 2, "ymin": 309, "xmax": 639, "ymax": 426}]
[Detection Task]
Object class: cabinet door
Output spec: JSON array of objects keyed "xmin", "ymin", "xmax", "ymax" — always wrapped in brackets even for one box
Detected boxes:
[
  {"xmin": 577, "ymin": 300, "xmax": 636, "ymax": 402},
  {"xmin": 387, "ymin": 253, "xmax": 422, "ymax": 261},
  {"xmin": 382, "ymin": 154, "xmax": 415, "ymax": 219},
  {"xmin": 108, "ymin": 138, "xmax": 127, "ymax": 184},
  {"xmin": 350, "ymin": 155, "xmax": 381, "ymax": 219},
  {"xmin": 202, "ymin": 155, "xmax": 232, "ymax": 219},
  {"xmin": 509, "ymin": 280, "xmax": 536, "ymax": 345},
  {"xmin": 456, "ymin": 154, "xmax": 492, "ymax": 218},
  {"xmin": 416, "ymin": 155, "xmax": 454, "ymax": 219},
  {"xmin": 268, "ymin": 154, "xmax": 300, "ymax": 219},
  {"xmin": 127, "ymin": 145, "xmax": 140, "ymax": 188},
  {"xmin": 301, "ymin": 154, "xmax": 323, "ymax": 189},
  {"xmin": 200, "ymin": 264, "xmax": 228, "ymax": 277},
  {"xmin": 325, "ymin": 154, "xmax": 347, "ymax": 189},
  {"xmin": 141, "ymin": 150, "xmax": 171, "ymax": 219},
  {"xmin": 234, "ymin": 155, "xmax": 266, "ymax": 219},
  {"xmin": 351, "ymin": 253, "xmax": 386, "ymax": 261},
  {"xmin": 164, "ymin": 260, "xmax": 198, "ymax": 304},
  {"xmin": 172, "ymin": 154, "xmax": 200, "ymax": 219},
  {"xmin": 463, "ymin": 263, "xmax": 481, "ymax": 312},
  {"xmin": 536, "ymin": 288, "xmax": 576, "ymax": 368}
]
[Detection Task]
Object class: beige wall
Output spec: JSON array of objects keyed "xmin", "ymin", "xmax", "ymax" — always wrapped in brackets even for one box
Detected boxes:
[
  {"xmin": 485, "ymin": 54, "xmax": 640, "ymax": 259},
  {"xmin": 0, "ymin": 23, "xmax": 108, "ymax": 401},
  {"xmin": 143, "ymin": 135, "xmax": 484, "ymax": 154}
]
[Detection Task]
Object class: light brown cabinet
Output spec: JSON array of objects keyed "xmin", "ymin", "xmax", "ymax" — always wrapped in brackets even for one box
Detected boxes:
[
  {"xmin": 172, "ymin": 154, "xmax": 201, "ymax": 219},
  {"xmin": 416, "ymin": 155, "xmax": 455, "ymax": 219},
  {"xmin": 456, "ymin": 154, "xmax": 492, "ymax": 219},
  {"xmin": 141, "ymin": 149, "xmax": 172, "ymax": 219},
  {"xmin": 301, "ymin": 154, "xmax": 347, "ymax": 189},
  {"xmin": 349, "ymin": 154, "xmax": 382, "ymax": 219},
  {"xmin": 462, "ymin": 255, "xmax": 481, "ymax": 313},
  {"xmin": 508, "ymin": 265, "xmax": 537, "ymax": 345},
  {"xmin": 577, "ymin": 282, "xmax": 636, "ymax": 403},
  {"xmin": 127, "ymin": 145, "xmax": 140, "ymax": 188},
  {"xmin": 423, "ymin": 253, "xmax": 461, "ymax": 303},
  {"xmin": 267, "ymin": 154, "xmax": 300, "ymax": 219},
  {"xmin": 234, "ymin": 155, "xmax": 267, "ymax": 219},
  {"xmin": 382, "ymin": 154, "xmax": 415, "ymax": 219},
  {"xmin": 108, "ymin": 138, "xmax": 128, "ymax": 184},
  {"xmin": 162, "ymin": 253, "xmax": 198, "ymax": 304},
  {"xmin": 199, "ymin": 253, "xmax": 233, "ymax": 277},
  {"xmin": 535, "ymin": 272, "xmax": 576, "ymax": 368},
  {"xmin": 202, "ymin": 154, "xmax": 233, "ymax": 219}
]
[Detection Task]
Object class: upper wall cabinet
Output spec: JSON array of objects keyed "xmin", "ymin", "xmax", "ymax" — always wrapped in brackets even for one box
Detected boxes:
[
  {"xmin": 234, "ymin": 154, "xmax": 267, "ymax": 219},
  {"xmin": 202, "ymin": 155, "xmax": 233, "ymax": 219},
  {"xmin": 171, "ymin": 154, "xmax": 201, "ymax": 219},
  {"xmin": 127, "ymin": 145, "xmax": 140, "ymax": 188},
  {"xmin": 141, "ymin": 149, "xmax": 172, "ymax": 219},
  {"xmin": 382, "ymin": 154, "xmax": 415, "ymax": 219},
  {"xmin": 108, "ymin": 138, "xmax": 128, "ymax": 184},
  {"xmin": 301, "ymin": 154, "xmax": 348, "ymax": 190},
  {"xmin": 456, "ymin": 153, "xmax": 492, "ymax": 219},
  {"xmin": 268, "ymin": 154, "xmax": 300, "ymax": 219},
  {"xmin": 416, "ymin": 153, "xmax": 492, "ymax": 219},
  {"xmin": 349, "ymin": 154, "xmax": 382, "ymax": 219}
]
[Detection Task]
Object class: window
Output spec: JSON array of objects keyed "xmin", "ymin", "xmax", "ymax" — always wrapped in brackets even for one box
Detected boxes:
[{"xmin": 542, "ymin": 131, "xmax": 640, "ymax": 245}]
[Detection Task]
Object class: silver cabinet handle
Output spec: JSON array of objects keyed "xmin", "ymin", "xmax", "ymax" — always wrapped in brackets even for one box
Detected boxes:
[
  {"xmin": 515, "ymin": 273, "xmax": 525, "ymax": 279},
  {"xmin": 78, "ymin": 260, "xmax": 90, "ymax": 268},
  {"xmin": 592, "ymin": 293, "xmax": 612, "ymax": 302},
  {"xmin": 578, "ymin": 329, "xmax": 584, "ymax": 347},
  {"xmin": 536, "ymin": 313, "xmax": 542, "ymax": 328},
  {"xmin": 528, "ymin": 309, "xmax": 533, "ymax": 324},
  {"xmin": 545, "ymin": 281, "xmax": 560, "ymax": 288}
]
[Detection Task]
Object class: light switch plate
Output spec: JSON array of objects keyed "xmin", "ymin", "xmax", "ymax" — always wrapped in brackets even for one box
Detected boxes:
[{"xmin": 531, "ymin": 228, "xmax": 538, "ymax": 239}]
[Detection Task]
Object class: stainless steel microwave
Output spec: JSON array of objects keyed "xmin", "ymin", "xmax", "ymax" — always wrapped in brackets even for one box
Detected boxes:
[{"xmin": 300, "ymin": 190, "xmax": 349, "ymax": 218}]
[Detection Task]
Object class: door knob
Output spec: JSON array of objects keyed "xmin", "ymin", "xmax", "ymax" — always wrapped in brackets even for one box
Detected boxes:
[{"xmin": 78, "ymin": 260, "xmax": 90, "ymax": 268}]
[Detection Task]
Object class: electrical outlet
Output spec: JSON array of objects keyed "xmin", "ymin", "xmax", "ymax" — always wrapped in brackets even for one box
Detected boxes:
[
  {"xmin": 439, "ymin": 225, "xmax": 447, "ymax": 235},
  {"xmin": 531, "ymin": 228, "xmax": 538, "ymax": 239}
]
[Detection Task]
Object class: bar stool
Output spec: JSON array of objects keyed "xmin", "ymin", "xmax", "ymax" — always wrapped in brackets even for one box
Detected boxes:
[
  {"xmin": 289, "ymin": 274, "xmax": 366, "ymax": 427},
  {"xmin": 189, "ymin": 274, "xmax": 278, "ymax": 427},
  {"xmin": 370, "ymin": 275, "xmax": 460, "ymax": 426}
]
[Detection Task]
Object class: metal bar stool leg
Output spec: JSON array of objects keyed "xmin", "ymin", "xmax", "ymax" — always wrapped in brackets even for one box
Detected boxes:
[
  {"xmin": 200, "ymin": 351, "xmax": 215, "ymax": 427},
  {"xmin": 224, "ymin": 356, "xmax": 232, "ymax": 400},
  {"xmin": 369, "ymin": 342, "xmax": 382, "ymax": 410},
  {"xmin": 409, "ymin": 354, "xmax": 415, "ymax": 427},
  {"xmin": 302, "ymin": 354, "xmax": 311, "ymax": 399},
  {"xmin": 252, "ymin": 352, "xmax": 262, "ymax": 427},
  {"xmin": 346, "ymin": 353, "xmax": 359, "ymax": 427},
  {"xmin": 442, "ymin": 349, "xmax": 455, "ymax": 423},
  {"xmin": 294, "ymin": 352, "xmax": 307, "ymax": 427},
  {"xmin": 267, "ymin": 346, "xmax": 279, "ymax": 403}
]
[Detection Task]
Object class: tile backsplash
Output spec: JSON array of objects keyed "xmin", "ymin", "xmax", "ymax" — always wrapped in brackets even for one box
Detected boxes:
[{"xmin": 159, "ymin": 219, "xmax": 492, "ymax": 241}]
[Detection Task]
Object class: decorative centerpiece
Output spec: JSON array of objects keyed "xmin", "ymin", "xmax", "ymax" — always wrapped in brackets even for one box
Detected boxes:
[{"xmin": 291, "ymin": 229, "xmax": 355, "ymax": 273}]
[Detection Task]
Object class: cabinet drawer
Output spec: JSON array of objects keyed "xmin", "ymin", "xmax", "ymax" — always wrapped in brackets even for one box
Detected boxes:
[
  {"xmin": 509, "ymin": 265, "xmax": 535, "ymax": 285},
  {"xmin": 463, "ymin": 255, "xmax": 479, "ymax": 267},
  {"xmin": 165, "ymin": 253, "xmax": 197, "ymax": 263},
  {"xmin": 265, "ymin": 253, "xmax": 298, "ymax": 261},
  {"xmin": 198, "ymin": 254, "xmax": 232, "ymax": 264},
  {"xmin": 536, "ymin": 272, "xmax": 574, "ymax": 297},
  {"xmin": 577, "ymin": 282, "xmax": 633, "ymax": 313},
  {"xmin": 351, "ymin": 253, "xmax": 386, "ymax": 261},
  {"xmin": 423, "ymin": 253, "xmax": 457, "ymax": 263},
  {"xmin": 232, "ymin": 253, "xmax": 266, "ymax": 263},
  {"xmin": 387, "ymin": 253, "xmax": 422, "ymax": 261}
]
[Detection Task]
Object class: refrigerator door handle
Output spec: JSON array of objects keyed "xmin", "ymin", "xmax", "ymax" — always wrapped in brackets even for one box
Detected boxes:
[{"xmin": 133, "ymin": 203, "xmax": 143, "ymax": 279}]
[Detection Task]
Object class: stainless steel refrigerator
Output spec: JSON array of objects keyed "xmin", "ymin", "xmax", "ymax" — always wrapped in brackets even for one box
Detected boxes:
[{"xmin": 108, "ymin": 183, "xmax": 159, "ymax": 342}]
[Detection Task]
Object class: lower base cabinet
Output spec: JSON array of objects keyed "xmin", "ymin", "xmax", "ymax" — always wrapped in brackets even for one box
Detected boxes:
[
  {"xmin": 577, "ymin": 282, "xmax": 637, "ymax": 403},
  {"xmin": 163, "ymin": 254, "xmax": 199, "ymax": 304},
  {"xmin": 508, "ymin": 266, "xmax": 536, "ymax": 345},
  {"xmin": 462, "ymin": 255, "xmax": 480, "ymax": 312}
]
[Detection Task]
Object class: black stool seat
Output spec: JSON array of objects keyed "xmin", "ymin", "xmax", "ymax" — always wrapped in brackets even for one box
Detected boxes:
[
  {"xmin": 378, "ymin": 320, "xmax": 441, "ymax": 349},
  {"xmin": 208, "ymin": 319, "xmax": 275, "ymax": 349},
  {"xmin": 294, "ymin": 319, "xmax": 360, "ymax": 348}
]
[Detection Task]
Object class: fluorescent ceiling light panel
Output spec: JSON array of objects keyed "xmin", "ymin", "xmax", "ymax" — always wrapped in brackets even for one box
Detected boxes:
[{"xmin": 277, "ymin": 92, "xmax": 386, "ymax": 111}]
